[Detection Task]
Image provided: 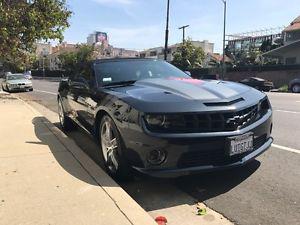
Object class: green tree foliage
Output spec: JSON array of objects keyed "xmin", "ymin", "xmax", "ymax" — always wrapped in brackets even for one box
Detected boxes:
[
  {"xmin": 172, "ymin": 40, "xmax": 205, "ymax": 71},
  {"xmin": 0, "ymin": 0, "xmax": 72, "ymax": 68},
  {"xmin": 58, "ymin": 45, "xmax": 94, "ymax": 77}
]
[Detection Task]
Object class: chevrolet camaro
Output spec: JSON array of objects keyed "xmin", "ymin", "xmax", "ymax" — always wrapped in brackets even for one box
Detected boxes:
[{"xmin": 57, "ymin": 58, "xmax": 273, "ymax": 179}]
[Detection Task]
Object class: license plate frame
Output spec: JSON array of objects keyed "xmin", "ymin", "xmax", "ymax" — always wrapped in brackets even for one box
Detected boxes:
[{"xmin": 227, "ymin": 132, "xmax": 254, "ymax": 156}]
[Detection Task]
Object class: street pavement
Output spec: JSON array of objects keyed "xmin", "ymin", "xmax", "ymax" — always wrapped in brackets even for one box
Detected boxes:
[
  {"xmin": 0, "ymin": 92, "xmax": 157, "ymax": 225},
  {"xmin": 7, "ymin": 79, "xmax": 300, "ymax": 225}
]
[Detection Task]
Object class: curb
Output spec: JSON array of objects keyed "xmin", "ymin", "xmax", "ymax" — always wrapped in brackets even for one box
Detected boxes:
[{"xmin": 13, "ymin": 94, "xmax": 157, "ymax": 225}]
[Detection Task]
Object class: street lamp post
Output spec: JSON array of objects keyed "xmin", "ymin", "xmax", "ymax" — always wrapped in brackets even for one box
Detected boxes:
[
  {"xmin": 164, "ymin": 0, "xmax": 170, "ymax": 61},
  {"xmin": 178, "ymin": 25, "xmax": 189, "ymax": 43},
  {"xmin": 221, "ymin": 0, "xmax": 227, "ymax": 80}
]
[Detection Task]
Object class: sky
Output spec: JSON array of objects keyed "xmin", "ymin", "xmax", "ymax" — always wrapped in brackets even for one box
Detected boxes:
[{"xmin": 63, "ymin": 0, "xmax": 300, "ymax": 53}]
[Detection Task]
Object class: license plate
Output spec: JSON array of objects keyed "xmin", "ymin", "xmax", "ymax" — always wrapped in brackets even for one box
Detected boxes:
[{"xmin": 227, "ymin": 132, "xmax": 253, "ymax": 156}]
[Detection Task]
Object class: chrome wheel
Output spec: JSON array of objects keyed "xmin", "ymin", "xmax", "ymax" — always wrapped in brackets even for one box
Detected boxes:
[
  {"xmin": 101, "ymin": 119, "xmax": 119, "ymax": 172},
  {"xmin": 58, "ymin": 100, "xmax": 65, "ymax": 127}
]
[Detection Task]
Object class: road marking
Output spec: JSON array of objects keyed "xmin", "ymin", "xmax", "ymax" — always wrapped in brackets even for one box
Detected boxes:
[
  {"xmin": 275, "ymin": 109, "xmax": 300, "ymax": 114},
  {"xmin": 272, "ymin": 144, "xmax": 300, "ymax": 154},
  {"xmin": 296, "ymin": 101, "xmax": 300, "ymax": 103},
  {"xmin": 34, "ymin": 89, "xmax": 57, "ymax": 95}
]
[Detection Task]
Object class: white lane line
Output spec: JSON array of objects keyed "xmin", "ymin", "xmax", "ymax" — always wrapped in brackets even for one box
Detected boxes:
[
  {"xmin": 275, "ymin": 109, "xmax": 300, "ymax": 114},
  {"xmin": 272, "ymin": 144, "xmax": 300, "ymax": 154},
  {"xmin": 34, "ymin": 89, "xmax": 57, "ymax": 95},
  {"xmin": 296, "ymin": 101, "xmax": 300, "ymax": 103}
]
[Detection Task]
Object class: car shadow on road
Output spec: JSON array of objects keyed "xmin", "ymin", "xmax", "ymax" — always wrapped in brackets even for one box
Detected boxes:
[
  {"xmin": 32, "ymin": 116, "xmax": 261, "ymax": 212},
  {"xmin": 174, "ymin": 160, "xmax": 261, "ymax": 202},
  {"xmin": 31, "ymin": 116, "xmax": 112, "ymax": 187}
]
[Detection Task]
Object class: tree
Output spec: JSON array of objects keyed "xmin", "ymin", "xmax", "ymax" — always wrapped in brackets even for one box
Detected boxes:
[
  {"xmin": 172, "ymin": 40, "xmax": 205, "ymax": 71},
  {"xmin": 58, "ymin": 44, "xmax": 94, "ymax": 77},
  {"xmin": 0, "ymin": 0, "xmax": 72, "ymax": 69}
]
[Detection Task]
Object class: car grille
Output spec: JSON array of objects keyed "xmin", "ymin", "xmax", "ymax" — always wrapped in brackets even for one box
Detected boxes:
[
  {"xmin": 146, "ymin": 98, "xmax": 270, "ymax": 133},
  {"xmin": 177, "ymin": 134, "xmax": 267, "ymax": 168}
]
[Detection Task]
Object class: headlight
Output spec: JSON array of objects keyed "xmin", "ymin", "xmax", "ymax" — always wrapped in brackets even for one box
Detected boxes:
[
  {"xmin": 144, "ymin": 114, "xmax": 186, "ymax": 131},
  {"xmin": 145, "ymin": 115, "xmax": 166, "ymax": 126}
]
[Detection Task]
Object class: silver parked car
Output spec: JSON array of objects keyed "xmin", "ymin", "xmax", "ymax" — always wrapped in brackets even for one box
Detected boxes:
[{"xmin": 1, "ymin": 73, "xmax": 33, "ymax": 92}]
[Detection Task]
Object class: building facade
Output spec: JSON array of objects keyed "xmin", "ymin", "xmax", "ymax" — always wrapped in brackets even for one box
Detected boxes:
[
  {"xmin": 263, "ymin": 15, "xmax": 300, "ymax": 65},
  {"xmin": 48, "ymin": 42, "xmax": 77, "ymax": 70},
  {"xmin": 140, "ymin": 40, "xmax": 214, "ymax": 62}
]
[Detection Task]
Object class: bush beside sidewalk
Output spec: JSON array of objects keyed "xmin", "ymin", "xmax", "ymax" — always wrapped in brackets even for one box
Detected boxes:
[{"xmin": 0, "ymin": 92, "xmax": 156, "ymax": 225}]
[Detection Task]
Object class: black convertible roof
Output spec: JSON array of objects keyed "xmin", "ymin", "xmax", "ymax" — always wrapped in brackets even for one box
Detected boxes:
[{"xmin": 94, "ymin": 57, "xmax": 160, "ymax": 63}]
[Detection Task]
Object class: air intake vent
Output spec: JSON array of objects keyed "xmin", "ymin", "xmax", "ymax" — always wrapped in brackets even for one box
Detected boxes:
[{"xmin": 204, "ymin": 98, "xmax": 244, "ymax": 107}]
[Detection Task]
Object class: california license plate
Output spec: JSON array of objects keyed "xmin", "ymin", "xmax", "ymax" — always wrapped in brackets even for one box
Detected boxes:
[{"xmin": 227, "ymin": 132, "xmax": 253, "ymax": 156}]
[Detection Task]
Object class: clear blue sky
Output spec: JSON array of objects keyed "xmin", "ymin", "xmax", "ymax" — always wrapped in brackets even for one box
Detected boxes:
[{"xmin": 63, "ymin": 0, "xmax": 300, "ymax": 52}]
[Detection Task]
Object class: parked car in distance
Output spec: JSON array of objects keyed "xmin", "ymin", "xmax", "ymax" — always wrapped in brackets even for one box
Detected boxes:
[
  {"xmin": 239, "ymin": 77, "xmax": 274, "ymax": 92},
  {"xmin": 1, "ymin": 73, "xmax": 33, "ymax": 92},
  {"xmin": 58, "ymin": 58, "xmax": 273, "ymax": 180},
  {"xmin": 289, "ymin": 78, "xmax": 300, "ymax": 93}
]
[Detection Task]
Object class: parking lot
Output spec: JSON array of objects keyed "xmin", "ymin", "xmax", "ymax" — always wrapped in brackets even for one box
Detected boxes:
[{"xmin": 5, "ymin": 79, "xmax": 300, "ymax": 225}]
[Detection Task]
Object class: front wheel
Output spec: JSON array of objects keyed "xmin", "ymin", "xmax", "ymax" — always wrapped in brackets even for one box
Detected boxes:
[{"xmin": 99, "ymin": 115, "xmax": 132, "ymax": 180}]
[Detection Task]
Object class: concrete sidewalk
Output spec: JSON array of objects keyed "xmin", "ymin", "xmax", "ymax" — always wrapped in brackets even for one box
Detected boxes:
[{"xmin": 0, "ymin": 92, "xmax": 156, "ymax": 225}]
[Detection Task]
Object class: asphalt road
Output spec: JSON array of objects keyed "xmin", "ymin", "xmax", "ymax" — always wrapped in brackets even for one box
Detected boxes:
[{"xmin": 5, "ymin": 79, "xmax": 300, "ymax": 225}]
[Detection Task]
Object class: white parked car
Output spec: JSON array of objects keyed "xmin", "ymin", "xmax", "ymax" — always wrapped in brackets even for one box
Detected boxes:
[{"xmin": 1, "ymin": 73, "xmax": 33, "ymax": 92}]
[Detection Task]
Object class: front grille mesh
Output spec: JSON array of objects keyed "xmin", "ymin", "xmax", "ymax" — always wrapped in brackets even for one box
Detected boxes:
[{"xmin": 177, "ymin": 134, "xmax": 267, "ymax": 168}]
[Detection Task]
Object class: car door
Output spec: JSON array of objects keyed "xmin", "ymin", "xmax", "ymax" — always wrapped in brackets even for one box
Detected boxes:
[{"xmin": 67, "ymin": 67, "xmax": 98, "ymax": 131}]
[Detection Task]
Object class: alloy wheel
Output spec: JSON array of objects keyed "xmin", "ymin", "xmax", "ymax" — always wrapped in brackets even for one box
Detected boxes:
[
  {"xmin": 58, "ymin": 100, "xmax": 65, "ymax": 127},
  {"xmin": 101, "ymin": 120, "xmax": 119, "ymax": 173}
]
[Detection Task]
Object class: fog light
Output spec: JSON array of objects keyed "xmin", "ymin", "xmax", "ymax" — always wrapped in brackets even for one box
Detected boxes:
[{"xmin": 147, "ymin": 150, "xmax": 166, "ymax": 165}]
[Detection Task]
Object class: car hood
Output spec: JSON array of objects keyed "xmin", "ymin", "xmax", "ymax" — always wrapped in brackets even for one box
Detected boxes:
[
  {"xmin": 7, "ymin": 79, "xmax": 31, "ymax": 84},
  {"xmin": 107, "ymin": 78, "xmax": 266, "ymax": 113}
]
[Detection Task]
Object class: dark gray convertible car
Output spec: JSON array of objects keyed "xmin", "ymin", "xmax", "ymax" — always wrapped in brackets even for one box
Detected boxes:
[{"xmin": 57, "ymin": 58, "xmax": 273, "ymax": 179}]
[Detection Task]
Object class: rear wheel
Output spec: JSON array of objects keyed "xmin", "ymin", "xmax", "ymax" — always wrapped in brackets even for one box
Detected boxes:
[
  {"xmin": 58, "ymin": 98, "xmax": 76, "ymax": 131},
  {"xmin": 292, "ymin": 84, "xmax": 300, "ymax": 93},
  {"xmin": 99, "ymin": 115, "xmax": 132, "ymax": 180}
]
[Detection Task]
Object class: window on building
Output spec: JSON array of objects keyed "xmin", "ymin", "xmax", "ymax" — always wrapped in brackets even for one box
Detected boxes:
[
  {"xmin": 286, "ymin": 31, "xmax": 300, "ymax": 42},
  {"xmin": 285, "ymin": 57, "xmax": 297, "ymax": 65},
  {"xmin": 150, "ymin": 51, "xmax": 157, "ymax": 57}
]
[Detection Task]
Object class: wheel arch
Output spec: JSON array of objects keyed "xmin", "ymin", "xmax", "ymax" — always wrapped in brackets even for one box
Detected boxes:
[{"xmin": 94, "ymin": 109, "xmax": 110, "ymax": 141}]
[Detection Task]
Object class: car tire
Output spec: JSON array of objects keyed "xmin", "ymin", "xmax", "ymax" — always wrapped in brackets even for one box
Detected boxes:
[
  {"xmin": 291, "ymin": 84, "xmax": 300, "ymax": 93},
  {"xmin": 29, "ymin": 88, "xmax": 33, "ymax": 92},
  {"xmin": 58, "ymin": 98, "xmax": 76, "ymax": 131},
  {"xmin": 99, "ymin": 115, "xmax": 132, "ymax": 181}
]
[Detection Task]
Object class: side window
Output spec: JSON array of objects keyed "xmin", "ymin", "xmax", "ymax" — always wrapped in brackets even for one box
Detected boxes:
[{"xmin": 73, "ymin": 63, "xmax": 95, "ymax": 88}]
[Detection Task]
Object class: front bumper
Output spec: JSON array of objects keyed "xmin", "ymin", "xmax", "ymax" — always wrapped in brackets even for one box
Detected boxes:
[
  {"xmin": 133, "ymin": 137, "xmax": 272, "ymax": 178},
  {"xmin": 8, "ymin": 85, "xmax": 32, "ymax": 91},
  {"xmin": 122, "ymin": 110, "xmax": 273, "ymax": 178}
]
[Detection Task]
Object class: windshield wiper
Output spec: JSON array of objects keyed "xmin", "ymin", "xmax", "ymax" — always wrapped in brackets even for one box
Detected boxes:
[{"xmin": 102, "ymin": 80, "xmax": 137, "ymax": 87}]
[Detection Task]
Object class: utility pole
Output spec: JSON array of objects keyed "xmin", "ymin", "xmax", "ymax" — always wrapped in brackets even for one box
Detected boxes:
[
  {"xmin": 164, "ymin": 0, "xmax": 170, "ymax": 61},
  {"xmin": 221, "ymin": 0, "xmax": 227, "ymax": 80},
  {"xmin": 178, "ymin": 25, "xmax": 189, "ymax": 43}
]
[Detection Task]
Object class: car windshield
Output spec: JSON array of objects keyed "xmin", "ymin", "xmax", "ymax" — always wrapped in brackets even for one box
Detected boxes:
[
  {"xmin": 94, "ymin": 59, "xmax": 190, "ymax": 86},
  {"xmin": 7, "ymin": 75, "xmax": 25, "ymax": 80}
]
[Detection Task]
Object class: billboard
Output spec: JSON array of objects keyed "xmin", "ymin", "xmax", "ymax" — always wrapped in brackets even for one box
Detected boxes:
[{"xmin": 96, "ymin": 32, "xmax": 108, "ymax": 43}]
